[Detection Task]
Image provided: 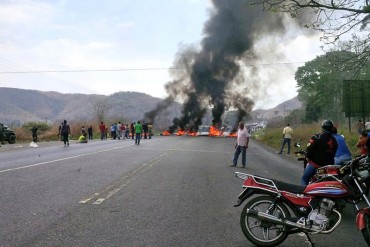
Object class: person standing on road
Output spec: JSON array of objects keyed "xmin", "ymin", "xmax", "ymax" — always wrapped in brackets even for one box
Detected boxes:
[
  {"xmin": 117, "ymin": 122, "xmax": 122, "ymax": 140},
  {"xmin": 105, "ymin": 125, "xmax": 109, "ymax": 139},
  {"xmin": 148, "ymin": 122, "xmax": 153, "ymax": 139},
  {"xmin": 31, "ymin": 126, "xmax": 38, "ymax": 142},
  {"xmin": 131, "ymin": 122, "xmax": 135, "ymax": 140},
  {"xmin": 135, "ymin": 121, "xmax": 143, "ymax": 145},
  {"xmin": 61, "ymin": 120, "xmax": 71, "ymax": 147},
  {"xmin": 143, "ymin": 122, "xmax": 148, "ymax": 139},
  {"xmin": 277, "ymin": 123, "xmax": 293, "ymax": 155},
  {"xmin": 301, "ymin": 120, "xmax": 338, "ymax": 185},
  {"xmin": 230, "ymin": 121, "xmax": 250, "ymax": 168},
  {"xmin": 110, "ymin": 124, "xmax": 115, "ymax": 139},
  {"xmin": 120, "ymin": 123, "xmax": 126, "ymax": 140},
  {"xmin": 99, "ymin": 121, "xmax": 105, "ymax": 140},
  {"xmin": 88, "ymin": 125, "xmax": 93, "ymax": 140},
  {"xmin": 125, "ymin": 124, "xmax": 130, "ymax": 139}
]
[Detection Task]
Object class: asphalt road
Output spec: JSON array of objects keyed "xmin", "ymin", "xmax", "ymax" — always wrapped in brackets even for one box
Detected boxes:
[{"xmin": 0, "ymin": 136, "xmax": 367, "ymax": 247}]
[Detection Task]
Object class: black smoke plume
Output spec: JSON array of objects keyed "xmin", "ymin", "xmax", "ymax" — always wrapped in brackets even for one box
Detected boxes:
[{"xmin": 145, "ymin": 0, "xmax": 294, "ymax": 133}]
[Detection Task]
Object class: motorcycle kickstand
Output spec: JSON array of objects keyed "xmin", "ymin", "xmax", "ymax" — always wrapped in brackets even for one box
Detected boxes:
[{"xmin": 302, "ymin": 232, "xmax": 315, "ymax": 247}]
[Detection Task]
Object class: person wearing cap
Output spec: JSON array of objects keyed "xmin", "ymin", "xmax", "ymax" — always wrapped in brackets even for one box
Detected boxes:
[{"xmin": 300, "ymin": 120, "xmax": 338, "ymax": 185}]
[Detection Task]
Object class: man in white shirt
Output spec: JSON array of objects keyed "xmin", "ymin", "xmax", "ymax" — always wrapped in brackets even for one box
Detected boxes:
[
  {"xmin": 230, "ymin": 121, "xmax": 250, "ymax": 168},
  {"xmin": 277, "ymin": 123, "xmax": 293, "ymax": 155}
]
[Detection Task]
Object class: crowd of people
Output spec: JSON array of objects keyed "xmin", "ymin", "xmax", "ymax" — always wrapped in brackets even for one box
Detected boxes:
[
  {"xmin": 55, "ymin": 120, "xmax": 153, "ymax": 147},
  {"xmin": 97, "ymin": 121, "xmax": 153, "ymax": 143},
  {"xmin": 229, "ymin": 118, "xmax": 370, "ymax": 186}
]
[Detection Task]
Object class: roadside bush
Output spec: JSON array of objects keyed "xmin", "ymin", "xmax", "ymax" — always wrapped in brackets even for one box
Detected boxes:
[
  {"xmin": 22, "ymin": 121, "xmax": 51, "ymax": 132},
  {"xmin": 14, "ymin": 122, "xmax": 58, "ymax": 142},
  {"xmin": 257, "ymin": 123, "xmax": 362, "ymax": 156}
]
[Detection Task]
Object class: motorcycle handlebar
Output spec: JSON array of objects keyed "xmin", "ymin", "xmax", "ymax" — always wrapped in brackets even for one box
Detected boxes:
[{"xmin": 339, "ymin": 155, "xmax": 367, "ymax": 174}]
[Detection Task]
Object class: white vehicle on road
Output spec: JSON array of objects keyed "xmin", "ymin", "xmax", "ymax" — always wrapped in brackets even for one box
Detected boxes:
[{"xmin": 197, "ymin": 126, "xmax": 210, "ymax": 136}]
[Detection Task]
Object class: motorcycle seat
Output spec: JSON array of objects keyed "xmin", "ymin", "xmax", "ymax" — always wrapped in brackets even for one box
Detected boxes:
[{"xmin": 271, "ymin": 179, "xmax": 306, "ymax": 194}]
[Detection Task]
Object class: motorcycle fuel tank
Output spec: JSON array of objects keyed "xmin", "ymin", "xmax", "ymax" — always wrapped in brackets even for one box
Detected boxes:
[{"xmin": 303, "ymin": 181, "xmax": 350, "ymax": 197}]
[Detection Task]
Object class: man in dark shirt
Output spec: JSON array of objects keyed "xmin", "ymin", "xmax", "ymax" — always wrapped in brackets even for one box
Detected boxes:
[
  {"xmin": 301, "ymin": 120, "xmax": 338, "ymax": 185},
  {"xmin": 31, "ymin": 126, "xmax": 38, "ymax": 142},
  {"xmin": 142, "ymin": 122, "xmax": 148, "ymax": 139}
]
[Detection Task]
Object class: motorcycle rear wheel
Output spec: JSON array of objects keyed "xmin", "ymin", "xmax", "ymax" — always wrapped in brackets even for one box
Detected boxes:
[{"xmin": 241, "ymin": 195, "xmax": 290, "ymax": 247}]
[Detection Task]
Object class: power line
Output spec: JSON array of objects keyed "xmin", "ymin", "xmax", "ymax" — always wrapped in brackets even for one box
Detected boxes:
[{"xmin": 0, "ymin": 62, "xmax": 306, "ymax": 74}]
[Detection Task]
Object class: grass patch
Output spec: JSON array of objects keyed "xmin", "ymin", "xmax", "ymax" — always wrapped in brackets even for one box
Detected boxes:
[{"xmin": 256, "ymin": 123, "xmax": 363, "ymax": 156}]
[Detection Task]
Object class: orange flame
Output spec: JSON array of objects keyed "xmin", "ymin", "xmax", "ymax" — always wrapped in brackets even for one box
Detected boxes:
[
  {"xmin": 188, "ymin": 131, "xmax": 198, "ymax": 136},
  {"xmin": 209, "ymin": 126, "xmax": 222, "ymax": 137},
  {"xmin": 162, "ymin": 130, "xmax": 171, "ymax": 136},
  {"xmin": 227, "ymin": 132, "xmax": 237, "ymax": 137},
  {"xmin": 176, "ymin": 129, "xmax": 186, "ymax": 136}
]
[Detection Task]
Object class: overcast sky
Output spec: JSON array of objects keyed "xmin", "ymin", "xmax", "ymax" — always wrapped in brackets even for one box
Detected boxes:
[{"xmin": 0, "ymin": 0, "xmax": 323, "ymax": 109}]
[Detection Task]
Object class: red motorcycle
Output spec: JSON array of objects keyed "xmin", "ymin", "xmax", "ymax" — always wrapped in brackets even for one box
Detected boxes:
[{"xmin": 234, "ymin": 156, "xmax": 370, "ymax": 247}]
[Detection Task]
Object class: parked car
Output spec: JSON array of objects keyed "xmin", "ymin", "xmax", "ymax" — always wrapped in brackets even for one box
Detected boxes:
[{"xmin": 0, "ymin": 123, "xmax": 16, "ymax": 144}]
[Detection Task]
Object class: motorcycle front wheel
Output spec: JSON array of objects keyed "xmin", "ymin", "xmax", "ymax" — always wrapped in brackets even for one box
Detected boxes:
[{"xmin": 240, "ymin": 195, "xmax": 290, "ymax": 247}]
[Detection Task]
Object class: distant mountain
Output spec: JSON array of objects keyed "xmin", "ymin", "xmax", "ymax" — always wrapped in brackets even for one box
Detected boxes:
[
  {"xmin": 0, "ymin": 87, "xmax": 180, "ymax": 126},
  {"xmin": 251, "ymin": 96, "xmax": 303, "ymax": 120},
  {"xmin": 0, "ymin": 87, "xmax": 303, "ymax": 127}
]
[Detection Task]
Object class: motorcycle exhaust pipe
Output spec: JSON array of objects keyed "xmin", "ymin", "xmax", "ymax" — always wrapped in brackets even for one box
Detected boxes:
[{"xmin": 247, "ymin": 209, "xmax": 313, "ymax": 231}]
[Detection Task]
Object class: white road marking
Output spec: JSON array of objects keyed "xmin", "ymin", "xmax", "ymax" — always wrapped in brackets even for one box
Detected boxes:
[
  {"xmin": 138, "ymin": 147, "xmax": 233, "ymax": 154},
  {"xmin": 79, "ymin": 153, "xmax": 167, "ymax": 205},
  {"xmin": 78, "ymin": 193, "xmax": 100, "ymax": 204},
  {"xmin": 0, "ymin": 143, "xmax": 134, "ymax": 174}
]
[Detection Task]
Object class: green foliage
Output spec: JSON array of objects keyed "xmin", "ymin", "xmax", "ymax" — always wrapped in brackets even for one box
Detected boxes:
[
  {"xmin": 22, "ymin": 121, "xmax": 51, "ymax": 131},
  {"xmin": 363, "ymin": 5, "xmax": 370, "ymax": 13},
  {"xmin": 295, "ymin": 50, "xmax": 370, "ymax": 123},
  {"xmin": 305, "ymin": 98, "xmax": 321, "ymax": 122},
  {"xmin": 284, "ymin": 108, "xmax": 305, "ymax": 125},
  {"xmin": 258, "ymin": 124, "xmax": 362, "ymax": 156}
]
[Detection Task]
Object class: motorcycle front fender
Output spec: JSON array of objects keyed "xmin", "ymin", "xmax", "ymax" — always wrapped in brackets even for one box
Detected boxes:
[{"xmin": 356, "ymin": 208, "xmax": 370, "ymax": 231}]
